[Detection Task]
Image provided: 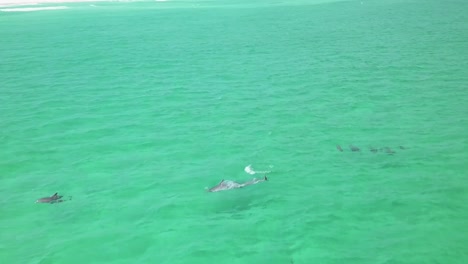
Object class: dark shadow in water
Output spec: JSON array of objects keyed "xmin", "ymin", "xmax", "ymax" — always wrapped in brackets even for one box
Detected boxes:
[{"xmin": 335, "ymin": 144, "xmax": 407, "ymax": 155}]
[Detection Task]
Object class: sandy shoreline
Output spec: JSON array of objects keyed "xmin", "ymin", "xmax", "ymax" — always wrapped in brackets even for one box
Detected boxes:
[{"xmin": 0, "ymin": 0, "xmax": 110, "ymax": 7}]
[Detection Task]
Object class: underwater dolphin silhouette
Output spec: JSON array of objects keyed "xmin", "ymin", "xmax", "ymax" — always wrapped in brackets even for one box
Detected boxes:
[
  {"xmin": 336, "ymin": 145, "xmax": 343, "ymax": 152},
  {"xmin": 36, "ymin": 193, "xmax": 68, "ymax": 204},
  {"xmin": 349, "ymin": 145, "xmax": 360, "ymax": 152},
  {"xmin": 208, "ymin": 176, "xmax": 268, "ymax": 192},
  {"xmin": 383, "ymin": 147, "xmax": 396, "ymax": 154}
]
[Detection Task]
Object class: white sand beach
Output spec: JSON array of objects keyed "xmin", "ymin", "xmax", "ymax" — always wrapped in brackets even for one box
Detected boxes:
[{"xmin": 0, "ymin": 0, "xmax": 109, "ymax": 7}]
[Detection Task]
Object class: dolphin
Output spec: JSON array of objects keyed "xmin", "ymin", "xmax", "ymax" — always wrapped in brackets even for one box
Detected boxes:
[
  {"xmin": 36, "ymin": 192, "xmax": 67, "ymax": 204},
  {"xmin": 207, "ymin": 176, "xmax": 268, "ymax": 192},
  {"xmin": 383, "ymin": 147, "xmax": 395, "ymax": 155},
  {"xmin": 369, "ymin": 146, "xmax": 378, "ymax": 153},
  {"xmin": 349, "ymin": 145, "xmax": 360, "ymax": 152}
]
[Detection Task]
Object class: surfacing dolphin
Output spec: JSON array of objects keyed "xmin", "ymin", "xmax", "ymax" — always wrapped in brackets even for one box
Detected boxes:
[
  {"xmin": 36, "ymin": 192, "xmax": 70, "ymax": 204},
  {"xmin": 207, "ymin": 176, "xmax": 268, "ymax": 192}
]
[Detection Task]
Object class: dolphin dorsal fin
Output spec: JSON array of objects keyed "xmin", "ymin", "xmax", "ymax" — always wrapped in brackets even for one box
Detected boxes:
[
  {"xmin": 52, "ymin": 192, "xmax": 58, "ymax": 197},
  {"xmin": 219, "ymin": 179, "xmax": 224, "ymax": 184}
]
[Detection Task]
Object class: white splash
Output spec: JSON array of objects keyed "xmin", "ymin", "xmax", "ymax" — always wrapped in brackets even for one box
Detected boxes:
[{"xmin": 244, "ymin": 164, "xmax": 271, "ymax": 175}]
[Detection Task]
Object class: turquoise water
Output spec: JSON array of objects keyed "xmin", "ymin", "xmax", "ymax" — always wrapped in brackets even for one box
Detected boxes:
[{"xmin": 1, "ymin": 0, "xmax": 468, "ymax": 263}]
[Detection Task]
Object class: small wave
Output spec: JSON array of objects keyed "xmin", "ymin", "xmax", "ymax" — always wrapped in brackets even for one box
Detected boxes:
[{"xmin": 0, "ymin": 6, "xmax": 68, "ymax": 12}]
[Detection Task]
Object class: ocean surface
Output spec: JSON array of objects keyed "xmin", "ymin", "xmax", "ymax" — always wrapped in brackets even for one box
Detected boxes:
[{"xmin": 1, "ymin": 0, "xmax": 468, "ymax": 263}]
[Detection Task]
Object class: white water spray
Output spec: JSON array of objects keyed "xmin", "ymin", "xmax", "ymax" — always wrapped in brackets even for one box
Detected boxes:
[{"xmin": 244, "ymin": 164, "xmax": 271, "ymax": 175}]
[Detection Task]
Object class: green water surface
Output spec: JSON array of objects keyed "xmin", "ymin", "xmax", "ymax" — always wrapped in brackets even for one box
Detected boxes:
[{"xmin": 1, "ymin": 0, "xmax": 467, "ymax": 263}]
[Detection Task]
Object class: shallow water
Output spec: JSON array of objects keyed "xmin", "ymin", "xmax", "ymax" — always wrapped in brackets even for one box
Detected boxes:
[{"xmin": 1, "ymin": 0, "xmax": 468, "ymax": 263}]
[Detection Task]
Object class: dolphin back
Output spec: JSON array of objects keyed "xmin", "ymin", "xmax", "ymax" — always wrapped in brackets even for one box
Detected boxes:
[
  {"xmin": 36, "ymin": 197, "xmax": 51, "ymax": 203},
  {"xmin": 208, "ymin": 180, "xmax": 244, "ymax": 192},
  {"xmin": 36, "ymin": 192, "xmax": 65, "ymax": 203}
]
